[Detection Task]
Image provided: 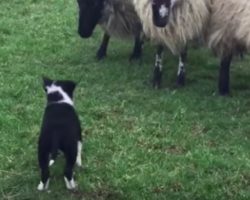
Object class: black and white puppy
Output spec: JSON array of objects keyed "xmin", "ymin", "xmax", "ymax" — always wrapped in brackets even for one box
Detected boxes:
[{"xmin": 37, "ymin": 77, "xmax": 82, "ymax": 191}]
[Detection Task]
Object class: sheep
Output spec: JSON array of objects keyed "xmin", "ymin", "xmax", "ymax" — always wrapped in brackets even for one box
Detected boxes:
[
  {"xmin": 77, "ymin": 0, "xmax": 143, "ymax": 61},
  {"xmin": 77, "ymin": 0, "xmax": 188, "ymax": 88},
  {"xmin": 132, "ymin": 0, "xmax": 250, "ymax": 95}
]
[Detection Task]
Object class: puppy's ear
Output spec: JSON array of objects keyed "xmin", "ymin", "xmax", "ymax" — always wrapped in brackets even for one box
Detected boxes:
[
  {"xmin": 42, "ymin": 76, "xmax": 53, "ymax": 90},
  {"xmin": 63, "ymin": 81, "xmax": 77, "ymax": 97},
  {"xmin": 67, "ymin": 81, "xmax": 77, "ymax": 93},
  {"xmin": 42, "ymin": 76, "xmax": 53, "ymax": 86}
]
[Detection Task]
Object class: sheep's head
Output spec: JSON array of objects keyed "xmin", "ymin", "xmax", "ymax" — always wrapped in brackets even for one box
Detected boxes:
[
  {"xmin": 77, "ymin": 0, "xmax": 104, "ymax": 38},
  {"xmin": 151, "ymin": 0, "xmax": 177, "ymax": 27}
]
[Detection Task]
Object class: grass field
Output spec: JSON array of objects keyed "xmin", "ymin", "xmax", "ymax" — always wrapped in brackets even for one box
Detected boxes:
[{"xmin": 1, "ymin": 0, "xmax": 250, "ymax": 199}]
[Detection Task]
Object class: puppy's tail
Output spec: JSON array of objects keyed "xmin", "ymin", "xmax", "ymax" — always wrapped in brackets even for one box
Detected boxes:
[{"xmin": 49, "ymin": 139, "xmax": 59, "ymax": 167}]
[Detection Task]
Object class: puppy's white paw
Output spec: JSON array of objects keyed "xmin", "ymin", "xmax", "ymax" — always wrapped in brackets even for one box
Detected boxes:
[
  {"xmin": 64, "ymin": 177, "xmax": 77, "ymax": 190},
  {"xmin": 37, "ymin": 182, "xmax": 44, "ymax": 191},
  {"xmin": 76, "ymin": 157, "xmax": 82, "ymax": 167},
  {"xmin": 37, "ymin": 180, "xmax": 50, "ymax": 191},
  {"xmin": 49, "ymin": 159, "xmax": 55, "ymax": 166}
]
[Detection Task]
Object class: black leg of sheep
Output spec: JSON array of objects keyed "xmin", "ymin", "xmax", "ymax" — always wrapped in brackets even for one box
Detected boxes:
[
  {"xmin": 176, "ymin": 46, "xmax": 187, "ymax": 86},
  {"xmin": 153, "ymin": 45, "xmax": 164, "ymax": 89},
  {"xmin": 96, "ymin": 32, "xmax": 110, "ymax": 60},
  {"xmin": 129, "ymin": 34, "xmax": 143, "ymax": 61},
  {"xmin": 218, "ymin": 53, "xmax": 232, "ymax": 95}
]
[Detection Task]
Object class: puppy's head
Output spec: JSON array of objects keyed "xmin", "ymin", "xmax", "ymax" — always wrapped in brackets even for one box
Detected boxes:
[{"xmin": 42, "ymin": 77, "xmax": 77, "ymax": 106}]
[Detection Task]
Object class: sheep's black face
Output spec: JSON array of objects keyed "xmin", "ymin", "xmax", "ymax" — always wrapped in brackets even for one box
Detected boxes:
[
  {"xmin": 77, "ymin": 0, "xmax": 104, "ymax": 38},
  {"xmin": 152, "ymin": 0, "xmax": 172, "ymax": 27}
]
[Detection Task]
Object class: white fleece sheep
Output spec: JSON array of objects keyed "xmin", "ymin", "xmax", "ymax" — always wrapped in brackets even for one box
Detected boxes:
[
  {"xmin": 207, "ymin": 0, "xmax": 250, "ymax": 56},
  {"xmin": 132, "ymin": 0, "xmax": 250, "ymax": 94},
  {"xmin": 132, "ymin": 0, "xmax": 210, "ymax": 54}
]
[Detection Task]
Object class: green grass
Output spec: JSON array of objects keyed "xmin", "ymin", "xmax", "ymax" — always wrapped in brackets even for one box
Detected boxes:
[{"xmin": 1, "ymin": 0, "xmax": 250, "ymax": 199}]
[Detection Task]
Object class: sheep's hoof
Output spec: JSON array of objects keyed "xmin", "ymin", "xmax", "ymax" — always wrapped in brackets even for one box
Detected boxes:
[
  {"xmin": 219, "ymin": 84, "xmax": 230, "ymax": 96},
  {"xmin": 176, "ymin": 71, "xmax": 185, "ymax": 86},
  {"xmin": 153, "ymin": 82, "xmax": 161, "ymax": 89},
  {"xmin": 219, "ymin": 90, "xmax": 230, "ymax": 96},
  {"xmin": 129, "ymin": 52, "xmax": 142, "ymax": 62},
  {"xmin": 96, "ymin": 49, "xmax": 107, "ymax": 60}
]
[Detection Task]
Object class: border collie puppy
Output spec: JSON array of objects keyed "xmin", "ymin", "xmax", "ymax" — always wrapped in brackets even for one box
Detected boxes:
[{"xmin": 37, "ymin": 77, "xmax": 82, "ymax": 191}]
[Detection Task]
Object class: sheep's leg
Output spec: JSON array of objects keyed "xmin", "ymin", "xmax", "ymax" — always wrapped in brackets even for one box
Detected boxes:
[
  {"xmin": 129, "ymin": 33, "xmax": 143, "ymax": 61},
  {"xmin": 153, "ymin": 45, "xmax": 164, "ymax": 89},
  {"xmin": 176, "ymin": 46, "xmax": 187, "ymax": 86},
  {"xmin": 219, "ymin": 53, "xmax": 232, "ymax": 95},
  {"xmin": 96, "ymin": 32, "xmax": 110, "ymax": 60}
]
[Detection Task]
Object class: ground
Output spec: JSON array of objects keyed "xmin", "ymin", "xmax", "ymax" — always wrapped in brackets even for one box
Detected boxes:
[{"xmin": 0, "ymin": 0, "xmax": 250, "ymax": 199}]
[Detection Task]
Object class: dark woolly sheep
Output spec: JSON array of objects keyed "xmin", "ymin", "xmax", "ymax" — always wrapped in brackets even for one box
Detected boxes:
[{"xmin": 77, "ymin": 0, "xmax": 143, "ymax": 61}]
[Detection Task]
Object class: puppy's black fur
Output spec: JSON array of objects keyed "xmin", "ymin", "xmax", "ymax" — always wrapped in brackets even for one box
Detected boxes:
[{"xmin": 37, "ymin": 77, "xmax": 82, "ymax": 190}]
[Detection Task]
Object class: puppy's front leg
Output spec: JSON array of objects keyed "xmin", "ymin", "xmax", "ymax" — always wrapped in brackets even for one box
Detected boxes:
[{"xmin": 76, "ymin": 141, "xmax": 82, "ymax": 167}]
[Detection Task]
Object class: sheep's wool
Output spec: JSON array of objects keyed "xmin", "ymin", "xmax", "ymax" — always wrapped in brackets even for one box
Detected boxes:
[
  {"xmin": 132, "ymin": 0, "xmax": 210, "ymax": 54},
  {"xmin": 133, "ymin": 0, "xmax": 250, "ymax": 56},
  {"xmin": 208, "ymin": 0, "xmax": 250, "ymax": 56},
  {"xmin": 99, "ymin": 0, "xmax": 142, "ymax": 39}
]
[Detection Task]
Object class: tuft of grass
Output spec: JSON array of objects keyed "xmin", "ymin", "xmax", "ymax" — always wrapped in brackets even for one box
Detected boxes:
[{"xmin": 1, "ymin": 0, "xmax": 250, "ymax": 199}]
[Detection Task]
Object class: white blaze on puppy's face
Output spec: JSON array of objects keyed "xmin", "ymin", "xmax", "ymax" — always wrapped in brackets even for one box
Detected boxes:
[
  {"xmin": 159, "ymin": 4, "xmax": 168, "ymax": 18},
  {"xmin": 46, "ymin": 83, "xmax": 74, "ymax": 106},
  {"xmin": 46, "ymin": 83, "xmax": 60, "ymax": 94}
]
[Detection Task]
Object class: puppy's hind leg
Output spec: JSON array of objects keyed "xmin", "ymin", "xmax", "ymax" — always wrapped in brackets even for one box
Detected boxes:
[
  {"xmin": 64, "ymin": 148, "xmax": 77, "ymax": 190},
  {"xmin": 37, "ymin": 149, "xmax": 50, "ymax": 191},
  {"xmin": 49, "ymin": 140, "xmax": 59, "ymax": 167}
]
